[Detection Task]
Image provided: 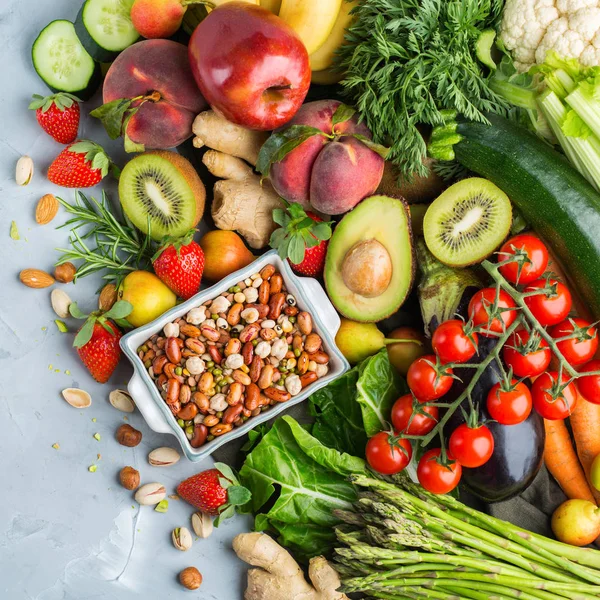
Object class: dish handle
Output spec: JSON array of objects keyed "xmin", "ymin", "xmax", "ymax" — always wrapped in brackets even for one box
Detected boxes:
[
  {"xmin": 128, "ymin": 371, "xmax": 172, "ymax": 435},
  {"xmin": 298, "ymin": 277, "xmax": 341, "ymax": 339}
]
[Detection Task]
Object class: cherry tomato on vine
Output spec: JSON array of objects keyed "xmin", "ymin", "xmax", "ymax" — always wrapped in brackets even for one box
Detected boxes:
[
  {"xmin": 498, "ymin": 234, "xmax": 549, "ymax": 285},
  {"xmin": 407, "ymin": 355, "xmax": 454, "ymax": 402},
  {"xmin": 365, "ymin": 431, "xmax": 412, "ymax": 475},
  {"xmin": 577, "ymin": 360, "xmax": 600, "ymax": 405},
  {"xmin": 523, "ymin": 279, "xmax": 572, "ymax": 327},
  {"xmin": 449, "ymin": 423, "xmax": 495, "ymax": 468},
  {"xmin": 531, "ymin": 371, "xmax": 578, "ymax": 420},
  {"xmin": 432, "ymin": 319, "xmax": 478, "ymax": 364},
  {"xmin": 550, "ymin": 318, "xmax": 598, "ymax": 366},
  {"xmin": 486, "ymin": 379, "xmax": 532, "ymax": 425},
  {"xmin": 391, "ymin": 393, "xmax": 439, "ymax": 436},
  {"xmin": 468, "ymin": 288, "xmax": 517, "ymax": 336},
  {"xmin": 417, "ymin": 448, "xmax": 462, "ymax": 494},
  {"xmin": 502, "ymin": 330, "xmax": 551, "ymax": 378}
]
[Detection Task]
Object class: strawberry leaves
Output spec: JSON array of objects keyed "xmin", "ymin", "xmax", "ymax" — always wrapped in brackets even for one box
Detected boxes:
[
  {"xmin": 70, "ymin": 300, "xmax": 133, "ymax": 348},
  {"xmin": 213, "ymin": 462, "xmax": 252, "ymax": 527},
  {"xmin": 69, "ymin": 141, "xmax": 113, "ymax": 178},
  {"xmin": 29, "ymin": 92, "xmax": 80, "ymax": 113},
  {"xmin": 270, "ymin": 203, "xmax": 332, "ymax": 265}
]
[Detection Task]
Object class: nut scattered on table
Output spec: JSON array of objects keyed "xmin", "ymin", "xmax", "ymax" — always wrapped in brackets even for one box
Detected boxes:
[
  {"xmin": 119, "ymin": 466, "xmax": 140, "ymax": 491},
  {"xmin": 134, "ymin": 482, "xmax": 167, "ymax": 506},
  {"xmin": 138, "ymin": 263, "xmax": 330, "ymax": 447},
  {"xmin": 179, "ymin": 566, "xmax": 202, "ymax": 590},
  {"xmin": 61, "ymin": 388, "xmax": 92, "ymax": 409},
  {"xmin": 172, "ymin": 527, "xmax": 193, "ymax": 551},
  {"xmin": 191, "ymin": 512, "xmax": 213, "ymax": 539},
  {"xmin": 20, "ymin": 268, "xmax": 55, "ymax": 289},
  {"xmin": 98, "ymin": 283, "xmax": 117, "ymax": 311},
  {"xmin": 51, "ymin": 288, "xmax": 72, "ymax": 319},
  {"xmin": 109, "ymin": 389, "xmax": 135, "ymax": 413},
  {"xmin": 35, "ymin": 193, "xmax": 59, "ymax": 225},
  {"xmin": 15, "ymin": 155, "xmax": 34, "ymax": 186},
  {"xmin": 54, "ymin": 262, "xmax": 76, "ymax": 284},
  {"xmin": 116, "ymin": 423, "xmax": 142, "ymax": 447},
  {"xmin": 148, "ymin": 446, "xmax": 181, "ymax": 467}
]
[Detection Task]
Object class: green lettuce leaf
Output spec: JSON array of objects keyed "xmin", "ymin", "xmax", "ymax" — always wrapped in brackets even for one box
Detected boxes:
[{"xmin": 356, "ymin": 350, "xmax": 407, "ymax": 436}]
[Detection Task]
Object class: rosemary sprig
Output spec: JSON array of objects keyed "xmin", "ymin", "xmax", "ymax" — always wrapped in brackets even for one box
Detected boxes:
[{"xmin": 55, "ymin": 191, "xmax": 156, "ymax": 285}]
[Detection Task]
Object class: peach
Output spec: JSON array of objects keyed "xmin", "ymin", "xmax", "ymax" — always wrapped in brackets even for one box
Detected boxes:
[
  {"xmin": 131, "ymin": 0, "xmax": 186, "ymax": 39},
  {"xmin": 103, "ymin": 40, "xmax": 207, "ymax": 149},
  {"xmin": 269, "ymin": 100, "xmax": 384, "ymax": 214}
]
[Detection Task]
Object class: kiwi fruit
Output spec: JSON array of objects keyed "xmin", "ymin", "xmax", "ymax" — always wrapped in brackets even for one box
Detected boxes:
[
  {"xmin": 119, "ymin": 150, "xmax": 205, "ymax": 240},
  {"xmin": 423, "ymin": 177, "xmax": 512, "ymax": 267}
]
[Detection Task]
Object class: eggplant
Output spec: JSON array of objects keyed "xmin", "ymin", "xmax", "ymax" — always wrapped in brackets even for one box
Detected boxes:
[{"xmin": 417, "ymin": 241, "xmax": 545, "ymax": 502}]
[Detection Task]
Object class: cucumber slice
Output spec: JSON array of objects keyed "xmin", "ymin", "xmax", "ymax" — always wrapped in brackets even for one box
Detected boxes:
[
  {"xmin": 32, "ymin": 20, "xmax": 101, "ymax": 100},
  {"xmin": 75, "ymin": 0, "xmax": 139, "ymax": 63}
]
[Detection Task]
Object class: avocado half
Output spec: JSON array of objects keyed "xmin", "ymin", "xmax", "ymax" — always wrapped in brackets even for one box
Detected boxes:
[{"xmin": 324, "ymin": 195, "xmax": 415, "ymax": 323}]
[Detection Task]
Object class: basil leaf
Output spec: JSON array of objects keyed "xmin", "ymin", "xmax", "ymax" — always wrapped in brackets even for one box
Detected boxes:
[
  {"xmin": 256, "ymin": 125, "xmax": 325, "ymax": 177},
  {"xmin": 351, "ymin": 133, "xmax": 392, "ymax": 159},
  {"xmin": 332, "ymin": 103, "xmax": 356, "ymax": 128}
]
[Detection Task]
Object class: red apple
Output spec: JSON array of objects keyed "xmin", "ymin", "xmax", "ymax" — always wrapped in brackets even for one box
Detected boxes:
[{"xmin": 188, "ymin": 2, "xmax": 310, "ymax": 131}]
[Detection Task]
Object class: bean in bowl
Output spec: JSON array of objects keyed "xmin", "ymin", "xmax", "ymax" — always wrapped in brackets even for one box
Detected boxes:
[{"xmin": 137, "ymin": 264, "xmax": 330, "ymax": 447}]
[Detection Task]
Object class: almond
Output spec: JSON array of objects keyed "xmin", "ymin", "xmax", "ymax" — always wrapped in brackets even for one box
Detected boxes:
[
  {"xmin": 99, "ymin": 283, "xmax": 117, "ymax": 311},
  {"xmin": 35, "ymin": 194, "xmax": 59, "ymax": 225},
  {"xmin": 20, "ymin": 269, "xmax": 55, "ymax": 289}
]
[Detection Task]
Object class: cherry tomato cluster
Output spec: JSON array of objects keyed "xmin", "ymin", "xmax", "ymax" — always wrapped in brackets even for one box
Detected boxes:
[{"xmin": 365, "ymin": 233, "xmax": 600, "ymax": 496}]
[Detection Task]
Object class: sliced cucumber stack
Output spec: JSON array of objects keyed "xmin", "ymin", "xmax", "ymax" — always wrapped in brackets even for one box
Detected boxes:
[
  {"xmin": 32, "ymin": 20, "xmax": 101, "ymax": 100},
  {"xmin": 75, "ymin": 0, "xmax": 139, "ymax": 63}
]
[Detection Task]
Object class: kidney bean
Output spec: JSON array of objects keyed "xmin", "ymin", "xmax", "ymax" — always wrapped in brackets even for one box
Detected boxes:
[
  {"xmin": 165, "ymin": 337, "xmax": 182, "ymax": 363},
  {"xmin": 166, "ymin": 379, "xmax": 181, "ymax": 404},
  {"xmin": 152, "ymin": 355, "xmax": 169, "ymax": 375},
  {"xmin": 260, "ymin": 265, "xmax": 276, "ymax": 280},
  {"xmin": 258, "ymin": 281, "xmax": 270, "ymax": 305},
  {"xmin": 242, "ymin": 341, "xmax": 254, "ymax": 365},
  {"xmin": 260, "ymin": 328, "xmax": 277, "ymax": 341},
  {"xmin": 185, "ymin": 338, "xmax": 206, "ymax": 355},
  {"xmin": 308, "ymin": 350, "xmax": 330, "ymax": 365},
  {"xmin": 164, "ymin": 363, "xmax": 184, "ymax": 383},
  {"xmin": 239, "ymin": 323, "xmax": 260, "ymax": 343},
  {"xmin": 203, "ymin": 415, "xmax": 220, "ymax": 427},
  {"xmin": 198, "ymin": 373, "xmax": 214, "ymax": 394},
  {"xmin": 223, "ymin": 404, "xmax": 244, "ymax": 425},
  {"xmin": 180, "ymin": 324, "xmax": 201, "ymax": 338},
  {"xmin": 227, "ymin": 382, "xmax": 244, "ymax": 406},
  {"xmin": 284, "ymin": 305, "xmax": 299, "ymax": 317},
  {"xmin": 250, "ymin": 356, "xmax": 264, "ymax": 383},
  {"xmin": 300, "ymin": 372, "xmax": 318, "ymax": 388},
  {"xmin": 227, "ymin": 303, "xmax": 244, "ymax": 326},
  {"xmin": 168, "ymin": 401, "xmax": 181, "ymax": 415},
  {"xmin": 190, "ymin": 424, "xmax": 208, "ymax": 448},
  {"xmin": 179, "ymin": 384, "xmax": 191, "ymax": 404},
  {"xmin": 177, "ymin": 403, "xmax": 198, "ymax": 420},
  {"xmin": 211, "ymin": 423, "xmax": 233, "ymax": 436},
  {"xmin": 244, "ymin": 383, "xmax": 261, "ymax": 411},
  {"xmin": 192, "ymin": 392, "xmax": 210, "ymax": 414},
  {"xmin": 208, "ymin": 345, "xmax": 223, "ymax": 364},
  {"xmin": 297, "ymin": 312, "xmax": 313, "ymax": 335},
  {"xmin": 201, "ymin": 325, "xmax": 220, "ymax": 342},
  {"xmin": 264, "ymin": 387, "xmax": 291, "ymax": 403},
  {"xmin": 268, "ymin": 293, "xmax": 286, "ymax": 320},
  {"xmin": 304, "ymin": 333, "xmax": 322, "ymax": 354},
  {"xmin": 258, "ymin": 364, "xmax": 275, "ymax": 389},
  {"xmin": 297, "ymin": 352, "xmax": 309, "ymax": 374},
  {"xmin": 270, "ymin": 273, "xmax": 283, "ymax": 294},
  {"xmin": 225, "ymin": 338, "xmax": 242, "ymax": 356},
  {"xmin": 233, "ymin": 370, "xmax": 252, "ymax": 386},
  {"xmin": 292, "ymin": 335, "xmax": 304, "ymax": 354}
]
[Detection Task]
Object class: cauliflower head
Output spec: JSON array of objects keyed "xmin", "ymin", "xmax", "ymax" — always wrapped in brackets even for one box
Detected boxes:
[{"xmin": 501, "ymin": 0, "xmax": 600, "ymax": 71}]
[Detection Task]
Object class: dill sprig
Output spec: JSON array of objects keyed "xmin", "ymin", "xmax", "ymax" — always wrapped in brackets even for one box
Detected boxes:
[
  {"xmin": 55, "ymin": 191, "xmax": 156, "ymax": 285},
  {"xmin": 337, "ymin": 0, "xmax": 509, "ymax": 178}
]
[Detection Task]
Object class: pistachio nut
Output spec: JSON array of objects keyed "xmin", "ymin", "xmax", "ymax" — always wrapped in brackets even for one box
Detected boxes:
[
  {"xmin": 61, "ymin": 388, "xmax": 92, "ymax": 409},
  {"xmin": 191, "ymin": 512, "xmax": 213, "ymax": 539},
  {"xmin": 109, "ymin": 389, "xmax": 135, "ymax": 413},
  {"xmin": 16, "ymin": 155, "xmax": 34, "ymax": 186},
  {"xmin": 134, "ymin": 483, "xmax": 166, "ymax": 506},
  {"xmin": 148, "ymin": 447, "xmax": 181, "ymax": 467},
  {"xmin": 51, "ymin": 288, "xmax": 72, "ymax": 319},
  {"xmin": 172, "ymin": 527, "xmax": 193, "ymax": 551}
]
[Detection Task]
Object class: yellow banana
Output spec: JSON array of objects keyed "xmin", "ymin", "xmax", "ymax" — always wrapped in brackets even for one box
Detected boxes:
[
  {"xmin": 311, "ymin": 68, "xmax": 344, "ymax": 86},
  {"xmin": 309, "ymin": 0, "xmax": 357, "ymax": 72},
  {"xmin": 206, "ymin": 0, "xmax": 259, "ymax": 13},
  {"xmin": 260, "ymin": 0, "xmax": 282, "ymax": 12},
  {"xmin": 278, "ymin": 0, "xmax": 343, "ymax": 55}
]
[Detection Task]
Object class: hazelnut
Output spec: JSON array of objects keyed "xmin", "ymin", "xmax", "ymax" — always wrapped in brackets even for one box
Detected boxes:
[
  {"xmin": 54, "ymin": 262, "xmax": 77, "ymax": 284},
  {"xmin": 116, "ymin": 424, "xmax": 142, "ymax": 447},
  {"xmin": 119, "ymin": 466, "xmax": 140, "ymax": 490},
  {"xmin": 179, "ymin": 567, "xmax": 202, "ymax": 590}
]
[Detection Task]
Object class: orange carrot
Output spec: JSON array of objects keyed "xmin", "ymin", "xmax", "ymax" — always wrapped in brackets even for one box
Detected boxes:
[
  {"xmin": 544, "ymin": 418, "xmax": 596, "ymax": 503},
  {"xmin": 569, "ymin": 397, "xmax": 600, "ymax": 505}
]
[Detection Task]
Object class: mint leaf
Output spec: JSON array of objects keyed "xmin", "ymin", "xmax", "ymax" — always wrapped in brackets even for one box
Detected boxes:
[
  {"xmin": 332, "ymin": 103, "xmax": 356, "ymax": 129},
  {"xmin": 256, "ymin": 125, "xmax": 326, "ymax": 177}
]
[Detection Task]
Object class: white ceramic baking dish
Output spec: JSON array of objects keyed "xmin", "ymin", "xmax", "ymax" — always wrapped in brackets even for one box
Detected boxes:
[{"xmin": 120, "ymin": 249, "xmax": 350, "ymax": 462}]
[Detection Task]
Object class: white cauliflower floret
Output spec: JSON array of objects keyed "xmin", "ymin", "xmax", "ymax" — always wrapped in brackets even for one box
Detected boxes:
[{"xmin": 501, "ymin": 0, "xmax": 600, "ymax": 71}]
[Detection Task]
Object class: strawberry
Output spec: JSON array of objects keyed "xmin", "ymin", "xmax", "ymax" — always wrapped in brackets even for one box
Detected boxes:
[
  {"xmin": 29, "ymin": 93, "xmax": 81, "ymax": 144},
  {"xmin": 47, "ymin": 141, "xmax": 113, "ymax": 188},
  {"xmin": 70, "ymin": 300, "xmax": 133, "ymax": 384},
  {"xmin": 152, "ymin": 231, "xmax": 205, "ymax": 300},
  {"xmin": 270, "ymin": 202, "xmax": 332, "ymax": 277},
  {"xmin": 177, "ymin": 463, "xmax": 251, "ymax": 525}
]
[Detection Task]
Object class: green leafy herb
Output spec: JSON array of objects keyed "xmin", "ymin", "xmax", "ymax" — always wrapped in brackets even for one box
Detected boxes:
[{"xmin": 337, "ymin": 0, "xmax": 509, "ymax": 178}]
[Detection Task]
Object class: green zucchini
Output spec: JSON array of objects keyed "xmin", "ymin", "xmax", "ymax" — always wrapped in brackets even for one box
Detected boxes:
[
  {"xmin": 429, "ymin": 111, "xmax": 600, "ymax": 320},
  {"xmin": 75, "ymin": 0, "xmax": 139, "ymax": 63},
  {"xmin": 32, "ymin": 20, "xmax": 101, "ymax": 101}
]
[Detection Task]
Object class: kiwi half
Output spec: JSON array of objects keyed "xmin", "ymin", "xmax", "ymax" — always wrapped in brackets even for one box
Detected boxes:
[
  {"xmin": 423, "ymin": 177, "xmax": 512, "ymax": 267},
  {"xmin": 119, "ymin": 150, "xmax": 205, "ymax": 240}
]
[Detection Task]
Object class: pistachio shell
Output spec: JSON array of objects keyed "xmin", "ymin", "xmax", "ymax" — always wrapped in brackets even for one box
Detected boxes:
[
  {"xmin": 191, "ymin": 512, "xmax": 213, "ymax": 539},
  {"xmin": 61, "ymin": 388, "xmax": 92, "ymax": 409},
  {"xmin": 109, "ymin": 389, "xmax": 135, "ymax": 413},
  {"xmin": 172, "ymin": 526, "xmax": 193, "ymax": 551},
  {"xmin": 148, "ymin": 447, "xmax": 181, "ymax": 467},
  {"xmin": 135, "ymin": 483, "xmax": 166, "ymax": 506},
  {"xmin": 16, "ymin": 155, "xmax": 33, "ymax": 186},
  {"xmin": 51, "ymin": 288, "xmax": 72, "ymax": 319}
]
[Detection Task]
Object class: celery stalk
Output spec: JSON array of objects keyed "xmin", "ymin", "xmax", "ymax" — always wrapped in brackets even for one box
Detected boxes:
[
  {"xmin": 566, "ymin": 85, "xmax": 600, "ymax": 140},
  {"xmin": 538, "ymin": 90, "xmax": 600, "ymax": 191}
]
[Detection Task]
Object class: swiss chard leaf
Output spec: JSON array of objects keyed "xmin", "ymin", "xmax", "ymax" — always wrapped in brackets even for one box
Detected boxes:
[{"xmin": 356, "ymin": 350, "xmax": 407, "ymax": 436}]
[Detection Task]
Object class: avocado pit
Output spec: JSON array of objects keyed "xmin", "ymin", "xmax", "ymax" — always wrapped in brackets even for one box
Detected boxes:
[{"xmin": 341, "ymin": 239, "xmax": 392, "ymax": 298}]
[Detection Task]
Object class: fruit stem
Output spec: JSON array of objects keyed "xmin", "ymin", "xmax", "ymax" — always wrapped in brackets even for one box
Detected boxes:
[
  {"xmin": 383, "ymin": 338, "xmax": 424, "ymax": 347},
  {"xmin": 144, "ymin": 91, "xmax": 162, "ymax": 103}
]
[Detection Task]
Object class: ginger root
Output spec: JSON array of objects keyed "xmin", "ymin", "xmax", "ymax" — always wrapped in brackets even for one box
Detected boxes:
[
  {"xmin": 193, "ymin": 110, "xmax": 268, "ymax": 166},
  {"xmin": 203, "ymin": 150, "xmax": 282, "ymax": 249},
  {"xmin": 233, "ymin": 532, "xmax": 348, "ymax": 600}
]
